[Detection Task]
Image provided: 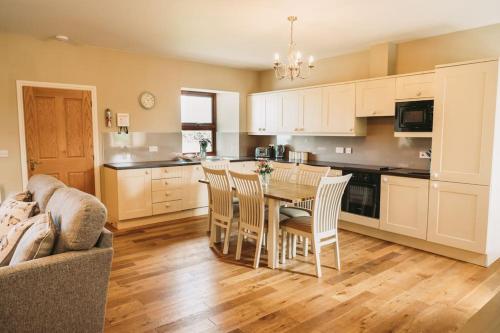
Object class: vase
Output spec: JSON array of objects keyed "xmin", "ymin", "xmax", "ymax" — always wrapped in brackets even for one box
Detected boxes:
[
  {"xmin": 200, "ymin": 146, "xmax": 207, "ymax": 159},
  {"xmin": 260, "ymin": 173, "xmax": 270, "ymax": 186}
]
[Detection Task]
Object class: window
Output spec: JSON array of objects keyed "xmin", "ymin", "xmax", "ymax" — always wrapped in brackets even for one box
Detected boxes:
[{"xmin": 181, "ymin": 91, "xmax": 216, "ymax": 155}]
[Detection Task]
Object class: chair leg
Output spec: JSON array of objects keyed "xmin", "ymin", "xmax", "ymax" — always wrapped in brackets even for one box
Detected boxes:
[
  {"xmin": 313, "ymin": 240, "xmax": 322, "ymax": 278},
  {"xmin": 207, "ymin": 207, "xmax": 212, "ymax": 233},
  {"xmin": 292, "ymin": 235, "xmax": 297, "ymax": 258},
  {"xmin": 222, "ymin": 221, "xmax": 231, "ymax": 255},
  {"xmin": 209, "ymin": 217, "xmax": 216, "ymax": 248},
  {"xmin": 303, "ymin": 237, "xmax": 309, "ymax": 257},
  {"xmin": 281, "ymin": 230, "xmax": 287, "ymax": 265},
  {"xmin": 287, "ymin": 234, "xmax": 293, "ymax": 259},
  {"xmin": 334, "ymin": 239, "xmax": 341, "ymax": 270},
  {"xmin": 235, "ymin": 229, "xmax": 243, "ymax": 260},
  {"xmin": 253, "ymin": 232, "xmax": 264, "ymax": 269}
]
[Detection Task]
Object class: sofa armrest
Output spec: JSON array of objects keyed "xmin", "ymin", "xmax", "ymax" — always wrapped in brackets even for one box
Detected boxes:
[{"xmin": 0, "ymin": 247, "xmax": 113, "ymax": 333}]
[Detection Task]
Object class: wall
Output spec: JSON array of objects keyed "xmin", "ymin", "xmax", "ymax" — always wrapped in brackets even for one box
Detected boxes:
[{"xmin": 0, "ymin": 32, "xmax": 259, "ymax": 197}]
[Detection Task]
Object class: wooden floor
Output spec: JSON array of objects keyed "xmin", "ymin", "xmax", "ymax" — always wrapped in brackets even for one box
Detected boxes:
[{"xmin": 105, "ymin": 217, "xmax": 500, "ymax": 333}]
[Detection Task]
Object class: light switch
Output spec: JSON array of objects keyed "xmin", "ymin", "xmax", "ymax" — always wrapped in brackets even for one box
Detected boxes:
[
  {"xmin": 335, "ymin": 147, "xmax": 344, "ymax": 154},
  {"xmin": 345, "ymin": 147, "xmax": 352, "ymax": 154},
  {"xmin": 149, "ymin": 146, "xmax": 158, "ymax": 152},
  {"xmin": 0, "ymin": 150, "xmax": 8, "ymax": 158}
]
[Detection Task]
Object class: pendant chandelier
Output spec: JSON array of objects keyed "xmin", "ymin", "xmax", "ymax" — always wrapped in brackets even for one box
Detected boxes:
[{"xmin": 273, "ymin": 16, "xmax": 314, "ymax": 81}]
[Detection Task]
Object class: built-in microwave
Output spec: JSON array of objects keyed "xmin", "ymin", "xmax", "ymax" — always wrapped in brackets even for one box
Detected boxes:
[{"xmin": 395, "ymin": 100, "xmax": 433, "ymax": 133}]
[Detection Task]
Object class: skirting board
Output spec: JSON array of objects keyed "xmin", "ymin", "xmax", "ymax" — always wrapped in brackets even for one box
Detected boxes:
[
  {"xmin": 339, "ymin": 220, "xmax": 497, "ymax": 267},
  {"xmin": 109, "ymin": 207, "xmax": 209, "ymax": 231}
]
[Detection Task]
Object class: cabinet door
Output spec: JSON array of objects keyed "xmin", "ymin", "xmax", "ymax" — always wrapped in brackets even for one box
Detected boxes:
[
  {"xmin": 230, "ymin": 161, "xmax": 256, "ymax": 174},
  {"xmin": 247, "ymin": 94, "xmax": 265, "ymax": 133},
  {"xmin": 323, "ymin": 84, "xmax": 356, "ymax": 134},
  {"xmin": 117, "ymin": 168, "xmax": 152, "ymax": 220},
  {"xmin": 427, "ymin": 181, "xmax": 488, "ymax": 253},
  {"xmin": 396, "ymin": 73, "xmax": 434, "ymax": 100},
  {"xmin": 281, "ymin": 91, "xmax": 301, "ymax": 133},
  {"xmin": 264, "ymin": 93, "xmax": 282, "ymax": 133},
  {"xmin": 301, "ymin": 88, "xmax": 323, "ymax": 132},
  {"xmin": 183, "ymin": 165, "xmax": 209, "ymax": 210},
  {"xmin": 355, "ymin": 78, "xmax": 396, "ymax": 117},
  {"xmin": 380, "ymin": 176, "xmax": 429, "ymax": 240},
  {"xmin": 431, "ymin": 61, "xmax": 497, "ymax": 185}
]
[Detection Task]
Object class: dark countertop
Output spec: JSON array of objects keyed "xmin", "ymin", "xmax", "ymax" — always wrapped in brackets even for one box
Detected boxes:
[{"xmin": 103, "ymin": 157, "xmax": 430, "ymax": 179}]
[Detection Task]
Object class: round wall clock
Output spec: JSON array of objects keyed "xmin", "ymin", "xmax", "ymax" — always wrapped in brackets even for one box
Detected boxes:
[{"xmin": 139, "ymin": 91, "xmax": 156, "ymax": 109}]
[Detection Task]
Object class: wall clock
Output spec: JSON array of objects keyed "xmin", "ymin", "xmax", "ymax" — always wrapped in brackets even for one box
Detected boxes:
[{"xmin": 139, "ymin": 91, "xmax": 156, "ymax": 109}]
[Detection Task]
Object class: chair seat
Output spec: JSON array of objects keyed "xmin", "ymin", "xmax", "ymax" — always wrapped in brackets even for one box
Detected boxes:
[
  {"xmin": 233, "ymin": 197, "xmax": 239, "ymax": 204},
  {"xmin": 280, "ymin": 206, "xmax": 311, "ymax": 218},
  {"xmin": 281, "ymin": 216, "xmax": 312, "ymax": 233}
]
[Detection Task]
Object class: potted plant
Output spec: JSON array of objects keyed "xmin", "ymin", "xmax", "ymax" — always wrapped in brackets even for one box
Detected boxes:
[
  {"xmin": 255, "ymin": 160, "xmax": 273, "ymax": 186},
  {"xmin": 198, "ymin": 138, "xmax": 211, "ymax": 159}
]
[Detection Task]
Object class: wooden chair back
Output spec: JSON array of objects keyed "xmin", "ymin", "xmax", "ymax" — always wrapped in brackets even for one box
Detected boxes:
[
  {"xmin": 270, "ymin": 161, "xmax": 294, "ymax": 182},
  {"xmin": 229, "ymin": 171, "xmax": 265, "ymax": 233},
  {"xmin": 203, "ymin": 167, "xmax": 234, "ymax": 218},
  {"xmin": 201, "ymin": 159, "xmax": 230, "ymax": 170},
  {"xmin": 312, "ymin": 174, "xmax": 352, "ymax": 237},
  {"xmin": 296, "ymin": 164, "xmax": 331, "ymax": 186}
]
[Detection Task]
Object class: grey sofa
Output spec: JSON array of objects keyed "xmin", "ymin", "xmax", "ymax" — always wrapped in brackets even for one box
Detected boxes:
[{"xmin": 0, "ymin": 175, "xmax": 113, "ymax": 333}]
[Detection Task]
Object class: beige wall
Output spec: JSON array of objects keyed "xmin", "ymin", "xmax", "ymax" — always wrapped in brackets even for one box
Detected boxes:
[
  {"xmin": 258, "ymin": 23, "xmax": 500, "ymax": 91},
  {"xmin": 0, "ymin": 32, "xmax": 259, "ymax": 196}
]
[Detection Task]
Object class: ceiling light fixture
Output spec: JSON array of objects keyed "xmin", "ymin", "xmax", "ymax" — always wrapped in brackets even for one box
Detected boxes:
[{"xmin": 273, "ymin": 16, "xmax": 314, "ymax": 81}]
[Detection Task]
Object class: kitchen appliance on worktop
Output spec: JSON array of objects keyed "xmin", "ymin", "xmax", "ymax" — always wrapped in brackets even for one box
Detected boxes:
[{"xmin": 255, "ymin": 146, "xmax": 272, "ymax": 159}]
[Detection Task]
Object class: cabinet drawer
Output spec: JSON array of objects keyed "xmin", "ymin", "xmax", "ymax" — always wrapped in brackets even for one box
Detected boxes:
[
  {"xmin": 152, "ymin": 166, "xmax": 183, "ymax": 179},
  {"xmin": 396, "ymin": 73, "xmax": 434, "ymax": 100},
  {"xmin": 152, "ymin": 177, "xmax": 184, "ymax": 191},
  {"xmin": 153, "ymin": 200, "xmax": 183, "ymax": 215},
  {"xmin": 152, "ymin": 189, "xmax": 184, "ymax": 203}
]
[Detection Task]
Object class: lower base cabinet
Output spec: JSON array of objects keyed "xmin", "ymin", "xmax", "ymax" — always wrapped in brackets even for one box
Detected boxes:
[
  {"xmin": 116, "ymin": 168, "xmax": 153, "ymax": 220},
  {"xmin": 427, "ymin": 181, "xmax": 489, "ymax": 253},
  {"xmin": 380, "ymin": 176, "xmax": 429, "ymax": 239}
]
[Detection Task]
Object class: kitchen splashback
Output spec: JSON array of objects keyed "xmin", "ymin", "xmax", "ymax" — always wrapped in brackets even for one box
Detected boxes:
[{"xmin": 256, "ymin": 117, "xmax": 432, "ymax": 170}]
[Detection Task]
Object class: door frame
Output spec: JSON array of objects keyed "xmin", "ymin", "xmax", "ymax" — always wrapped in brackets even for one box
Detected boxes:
[{"xmin": 16, "ymin": 80, "xmax": 101, "ymax": 198}]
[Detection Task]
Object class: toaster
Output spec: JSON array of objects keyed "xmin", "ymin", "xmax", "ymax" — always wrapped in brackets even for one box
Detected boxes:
[{"xmin": 255, "ymin": 147, "xmax": 271, "ymax": 159}]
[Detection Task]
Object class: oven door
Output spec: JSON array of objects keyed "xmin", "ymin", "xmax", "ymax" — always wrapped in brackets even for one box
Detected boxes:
[
  {"xmin": 395, "ymin": 101, "xmax": 433, "ymax": 132},
  {"xmin": 341, "ymin": 181, "xmax": 380, "ymax": 219}
]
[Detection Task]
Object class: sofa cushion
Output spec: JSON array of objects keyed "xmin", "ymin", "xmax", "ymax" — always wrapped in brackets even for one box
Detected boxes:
[
  {"xmin": 280, "ymin": 206, "xmax": 312, "ymax": 218},
  {"xmin": 46, "ymin": 188, "xmax": 107, "ymax": 254},
  {"xmin": 0, "ymin": 211, "xmax": 42, "ymax": 266},
  {"xmin": 0, "ymin": 199, "xmax": 38, "ymax": 235},
  {"xmin": 27, "ymin": 175, "xmax": 66, "ymax": 213},
  {"xmin": 9, "ymin": 212, "xmax": 57, "ymax": 265}
]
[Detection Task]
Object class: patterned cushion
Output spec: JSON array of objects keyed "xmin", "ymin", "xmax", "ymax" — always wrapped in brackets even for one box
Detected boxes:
[
  {"xmin": 9, "ymin": 212, "xmax": 57, "ymax": 265},
  {"xmin": 13, "ymin": 191, "xmax": 33, "ymax": 202},
  {"xmin": 0, "ymin": 199, "xmax": 38, "ymax": 236},
  {"xmin": 0, "ymin": 212, "xmax": 42, "ymax": 266}
]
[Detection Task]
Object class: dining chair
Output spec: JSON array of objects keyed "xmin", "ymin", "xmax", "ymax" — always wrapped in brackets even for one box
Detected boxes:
[
  {"xmin": 270, "ymin": 161, "xmax": 294, "ymax": 183},
  {"xmin": 203, "ymin": 167, "xmax": 237, "ymax": 255},
  {"xmin": 202, "ymin": 160, "xmax": 231, "ymax": 232},
  {"xmin": 280, "ymin": 164, "xmax": 331, "ymax": 256},
  {"xmin": 280, "ymin": 174, "xmax": 352, "ymax": 277}
]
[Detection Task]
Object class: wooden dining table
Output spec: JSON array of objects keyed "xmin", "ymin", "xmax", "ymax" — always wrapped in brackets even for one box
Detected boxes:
[{"xmin": 199, "ymin": 178, "xmax": 317, "ymax": 269}]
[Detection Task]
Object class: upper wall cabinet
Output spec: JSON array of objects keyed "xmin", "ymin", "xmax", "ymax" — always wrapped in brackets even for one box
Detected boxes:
[
  {"xmin": 281, "ymin": 91, "xmax": 302, "ymax": 133},
  {"xmin": 264, "ymin": 93, "xmax": 282, "ymax": 133},
  {"xmin": 431, "ymin": 60, "xmax": 497, "ymax": 185},
  {"xmin": 396, "ymin": 73, "xmax": 434, "ymax": 100},
  {"xmin": 247, "ymin": 94, "xmax": 266, "ymax": 133},
  {"xmin": 355, "ymin": 77, "xmax": 396, "ymax": 117},
  {"xmin": 301, "ymin": 88, "xmax": 323, "ymax": 133},
  {"xmin": 323, "ymin": 83, "xmax": 366, "ymax": 136}
]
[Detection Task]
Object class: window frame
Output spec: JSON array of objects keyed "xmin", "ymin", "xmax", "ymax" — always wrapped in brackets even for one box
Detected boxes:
[{"xmin": 181, "ymin": 90, "xmax": 217, "ymax": 155}]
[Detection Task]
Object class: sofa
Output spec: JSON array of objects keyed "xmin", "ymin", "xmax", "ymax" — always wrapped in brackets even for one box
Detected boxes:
[{"xmin": 0, "ymin": 175, "xmax": 113, "ymax": 333}]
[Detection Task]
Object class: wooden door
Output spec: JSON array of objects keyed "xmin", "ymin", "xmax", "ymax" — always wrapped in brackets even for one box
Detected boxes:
[
  {"xmin": 281, "ymin": 91, "xmax": 301, "ymax": 133},
  {"xmin": 301, "ymin": 88, "xmax": 323, "ymax": 132},
  {"xmin": 23, "ymin": 86, "xmax": 95, "ymax": 194},
  {"xmin": 247, "ymin": 94, "xmax": 265, "ymax": 133},
  {"xmin": 427, "ymin": 181, "xmax": 488, "ymax": 253},
  {"xmin": 355, "ymin": 77, "xmax": 396, "ymax": 117},
  {"xmin": 323, "ymin": 84, "xmax": 356, "ymax": 134},
  {"xmin": 380, "ymin": 176, "xmax": 429, "ymax": 240},
  {"xmin": 431, "ymin": 61, "xmax": 497, "ymax": 185},
  {"xmin": 117, "ymin": 169, "xmax": 152, "ymax": 220}
]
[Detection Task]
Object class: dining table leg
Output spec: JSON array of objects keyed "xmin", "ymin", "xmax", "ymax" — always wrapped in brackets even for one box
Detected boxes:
[{"xmin": 267, "ymin": 198, "xmax": 280, "ymax": 269}]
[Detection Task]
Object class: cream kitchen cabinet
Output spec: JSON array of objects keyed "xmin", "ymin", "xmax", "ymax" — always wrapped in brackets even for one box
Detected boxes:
[
  {"xmin": 396, "ymin": 73, "xmax": 434, "ymax": 100},
  {"xmin": 116, "ymin": 168, "xmax": 153, "ymax": 220},
  {"xmin": 355, "ymin": 77, "xmax": 396, "ymax": 117},
  {"xmin": 230, "ymin": 161, "xmax": 256, "ymax": 174},
  {"xmin": 431, "ymin": 60, "xmax": 497, "ymax": 185},
  {"xmin": 322, "ymin": 83, "xmax": 366, "ymax": 136},
  {"xmin": 380, "ymin": 176, "xmax": 429, "ymax": 240},
  {"xmin": 281, "ymin": 91, "xmax": 301, "ymax": 132},
  {"xmin": 183, "ymin": 165, "xmax": 209, "ymax": 210},
  {"xmin": 264, "ymin": 93, "xmax": 282, "ymax": 133},
  {"xmin": 301, "ymin": 87, "xmax": 323, "ymax": 133},
  {"xmin": 427, "ymin": 181, "xmax": 489, "ymax": 253},
  {"xmin": 247, "ymin": 94, "xmax": 266, "ymax": 133}
]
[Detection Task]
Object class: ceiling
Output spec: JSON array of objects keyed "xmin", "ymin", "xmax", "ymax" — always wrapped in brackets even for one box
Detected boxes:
[{"xmin": 1, "ymin": 0, "xmax": 500, "ymax": 70}]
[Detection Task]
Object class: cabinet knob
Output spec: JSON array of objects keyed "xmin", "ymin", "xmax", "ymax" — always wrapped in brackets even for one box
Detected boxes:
[
  {"xmin": 433, "ymin": 183, "xmax": 438, "ymax": 189},
  {"xmin": 164, "ymin": 181, "xmax": 168, "ymax": 185},
  {"xmin": 416, "ymin": 91, "xmax": 422, "ymax": 96},
  {"xmin": 145, "ymin": 170, "xmax": 149, "ymax": 175},
  {"xmin": 433, "ymin": 172, "xmax": 439, "ymax": 178},
  {"xmin": 165, "ymin": 192, "xmax": 170, "ymax": 196},
  {"xmin": 165, "ymin": 204, "xmax": 170, "ymax": 208},
  {"xmin": 349, "ymin": 128, "xmax": 353, "ymax": 132},
  {"xmin": 383, "ymin": 177, "xmax": 388, "ymax": 182},
  {"xmin": 372, "ymin": 111, "xmax": 377, "ymax": 115}
]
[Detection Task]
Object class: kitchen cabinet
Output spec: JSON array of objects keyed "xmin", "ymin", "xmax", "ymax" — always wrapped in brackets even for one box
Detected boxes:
[
  {"xmin": 431, "ymin": 60, "xmax": 497, "ymax": 185},
  {"xmin": 380, "ymin": 176, "xmax": 429, "ymax": 240},
  {"xmin": 116, "ymin": 168, "xmax": 152, "ymax": 220},
  {"xmin": 281, "ymin": 91, "xmax": 301, "ymax": 132},
  {"xmin": 323, "ymin": 83, "xmax": 366, "ymax": 136},
  {"xmin": 247, "ymin": 94, "xmax": 266, "ymax": 133},
  {"xmin": 396, "ymin": 73, "xmax": 434, "ymax": 100},
  {"xmin": 230, "ymin": 161, "xmax": 256, "ymax": 174},
  {"xmin": 183, "ymin": 165, "xmax": 209, "ymax": 210},
  {"xmin": 355, "ymin": 77, "xmax": 396, "ymax": 117},
  {"xmin": 427, "ymin": 181, "xmax": 489, "ymax": 253},
  {"xmin": 301, "ymin": 87, "xmax": 323, "ymax": 132},
  {"xmin": 264, "ymin": 93, "xmax": 282, "ymax": 133}
]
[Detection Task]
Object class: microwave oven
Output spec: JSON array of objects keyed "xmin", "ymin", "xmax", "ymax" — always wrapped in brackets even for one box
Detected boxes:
[{"xmin": 395, "ymin": 100, "xmax": 433, "ymax": 132}]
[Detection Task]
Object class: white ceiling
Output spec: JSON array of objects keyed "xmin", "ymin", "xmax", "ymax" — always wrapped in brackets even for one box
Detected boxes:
[{"xmin": 1, "ymin": 0, "xmax": 500, "ymax": 70}]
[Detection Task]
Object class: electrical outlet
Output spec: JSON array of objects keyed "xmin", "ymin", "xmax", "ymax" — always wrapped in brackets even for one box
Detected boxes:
[
  {"xmin": 335, "ymin": 147, "xmax": 344, "ymax": 154},
  {"xmin": 419, "ymin": 151, "xmax": 431, "ymax": 159},
  {"xmin": 149, "ymin": 146, "xmax": 158, "ymax": 152},
  {"xmin": 345, "ymin": 147, "xmax": 352, "ymax": 154}
]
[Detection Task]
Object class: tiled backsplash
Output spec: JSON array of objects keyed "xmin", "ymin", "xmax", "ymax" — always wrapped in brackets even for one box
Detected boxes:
[{"xmin": 256, "ymin": 117, "xmax": 432, "ymax": 170}]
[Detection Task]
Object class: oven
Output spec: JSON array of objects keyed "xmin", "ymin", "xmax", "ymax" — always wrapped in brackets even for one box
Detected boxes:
[
  {"xmin": 395, "ymin": 100, "xmax": 433, "ymax": 133},
  {"xmin": 341, "ymin": 171, "xmax": 380, "ymax": 219}
]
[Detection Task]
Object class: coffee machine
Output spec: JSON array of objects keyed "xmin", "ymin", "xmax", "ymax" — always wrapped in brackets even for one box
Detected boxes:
[{"xmin": 275, "ymin": 144, "xmax": 286, "ymax": 160}]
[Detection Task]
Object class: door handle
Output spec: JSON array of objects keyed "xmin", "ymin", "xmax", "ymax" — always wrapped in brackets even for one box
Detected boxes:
[{"xmin": 29, "ymin": 159, "xmax": 41, "ymax": 171}]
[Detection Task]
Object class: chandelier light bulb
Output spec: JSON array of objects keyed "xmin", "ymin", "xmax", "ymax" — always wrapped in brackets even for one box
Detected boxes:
[
  {"xmin": 274, "ymin": 53, "xmax": 280, "ymax": 62},
  {"xmin": 308, "ymin": 55, "xmax": 314, "ymax": 65}
]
